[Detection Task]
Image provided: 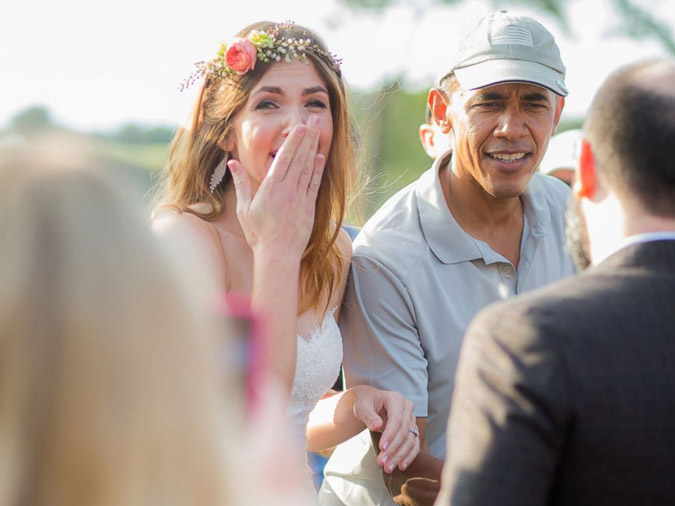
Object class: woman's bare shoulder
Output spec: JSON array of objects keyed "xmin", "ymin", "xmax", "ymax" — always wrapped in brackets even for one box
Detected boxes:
[
  {"xmin": 152, "ymin": 208, "xmax": 211, "ymax": 239},
  {"xmin": 151, "ymin": 209, "xmax": 228, "ymax": 283}
]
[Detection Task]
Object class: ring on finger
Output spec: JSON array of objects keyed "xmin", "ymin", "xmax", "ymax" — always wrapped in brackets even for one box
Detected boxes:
[{"xmin": 409, "ymin": 426, "xmax": 419, "ymax": 438}]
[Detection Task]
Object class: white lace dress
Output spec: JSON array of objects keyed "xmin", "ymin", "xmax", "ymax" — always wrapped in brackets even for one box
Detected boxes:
[{"xmin": 286, "ymin": 307, "xmax": 343, "ymax": 451}]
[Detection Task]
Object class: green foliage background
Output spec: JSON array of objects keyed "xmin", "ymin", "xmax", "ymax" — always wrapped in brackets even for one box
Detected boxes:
[{"xmin": 348, "ymin": 86, "xmax": 431, "ymax": 217}]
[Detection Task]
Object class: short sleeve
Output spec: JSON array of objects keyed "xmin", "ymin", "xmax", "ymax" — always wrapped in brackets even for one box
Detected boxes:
[{"xmin": 340, "ymin": 253, "xmax": 430, "ymax": 417}]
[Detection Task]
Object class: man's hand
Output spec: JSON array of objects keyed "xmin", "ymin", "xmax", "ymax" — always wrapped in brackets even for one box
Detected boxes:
[
  {"xmin": 373, "ymin": 420, "xmax": 444, "ymax": 506},
  {"xmin": 393, "ymin": 477, "xmax": 441, "ymax": 506}
]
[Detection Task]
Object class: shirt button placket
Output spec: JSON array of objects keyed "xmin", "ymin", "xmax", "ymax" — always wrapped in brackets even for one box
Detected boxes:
[{"xmin": 499, "ymin": 264, "xmax": 517, "ymax": 295}]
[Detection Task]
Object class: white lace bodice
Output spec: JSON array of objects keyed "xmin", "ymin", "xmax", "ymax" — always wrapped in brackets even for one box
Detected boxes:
[{"xmin": 286, "ymin": 307, "xmax": 343, "ymax": 446}]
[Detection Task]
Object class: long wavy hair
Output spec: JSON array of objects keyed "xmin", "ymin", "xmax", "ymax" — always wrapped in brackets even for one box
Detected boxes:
[{"xmin": 155, "ymin": 21, "xmax": 358, "ymax": 314}]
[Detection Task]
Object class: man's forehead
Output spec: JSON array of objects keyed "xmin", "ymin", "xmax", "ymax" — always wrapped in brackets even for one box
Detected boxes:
[{"xmin": 460, "ymin": 81, "xmax": 554, "ymax": 100}]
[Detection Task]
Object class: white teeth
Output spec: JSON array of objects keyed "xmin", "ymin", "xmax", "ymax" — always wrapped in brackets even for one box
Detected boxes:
[{"xmin": 490, "ymin": 152, "xmax": 526, "ymax": 161}]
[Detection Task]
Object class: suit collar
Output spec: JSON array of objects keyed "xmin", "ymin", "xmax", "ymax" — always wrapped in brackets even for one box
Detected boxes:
[{"xmin": 597, "ymin": 239, "xmax": 675, "ymax": 271}]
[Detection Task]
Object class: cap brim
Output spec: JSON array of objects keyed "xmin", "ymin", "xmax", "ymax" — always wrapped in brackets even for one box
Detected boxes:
[{"xmin": 454, "ymin": 59, "xmax": 568, "ymax": 96}]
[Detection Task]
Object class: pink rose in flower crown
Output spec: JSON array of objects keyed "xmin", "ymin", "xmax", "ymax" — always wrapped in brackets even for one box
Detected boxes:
[{"xmin": 225, "ymin": 38, "xmax": 258, "ymax": 75}]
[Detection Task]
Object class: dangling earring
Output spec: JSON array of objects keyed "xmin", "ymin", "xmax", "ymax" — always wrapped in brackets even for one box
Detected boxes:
[{"xmin": 209, "ymin": 153, "xmax": 229, "ymax": 193}]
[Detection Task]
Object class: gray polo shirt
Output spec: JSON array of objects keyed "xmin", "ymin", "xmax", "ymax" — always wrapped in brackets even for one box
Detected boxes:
[{"xmin": 319, "ymin": 152, "xmax": 575, "ymax": 506}]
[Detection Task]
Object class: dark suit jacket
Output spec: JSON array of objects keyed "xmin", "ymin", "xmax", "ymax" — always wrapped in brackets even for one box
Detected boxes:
[{"xmin": 435, "ymin": 240, "xmax": 675, "ymax": 506}]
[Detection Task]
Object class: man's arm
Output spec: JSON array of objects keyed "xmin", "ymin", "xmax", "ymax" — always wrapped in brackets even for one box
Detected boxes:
[
  {"xmin": 341, "ymin": 253, "xmax": 432, "ymax": 479},
  {"xmin": 435, "ymin": 301, "xmax": 571, "ymax": 506}
]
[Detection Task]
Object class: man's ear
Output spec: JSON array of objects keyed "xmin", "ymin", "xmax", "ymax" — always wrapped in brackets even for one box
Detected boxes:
[
  {"xmin": 574, "ymin": 138, "xmax": 596, "ymax": 199},
  {"xmin": 428, "ymin": 89, "xmax": 452, "ymax": 134}
]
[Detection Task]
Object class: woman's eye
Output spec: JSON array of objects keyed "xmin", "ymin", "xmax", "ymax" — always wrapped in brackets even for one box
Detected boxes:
[
  {"xmin": 255, "ymin": 100, "xmax": 277, "ymax": 110},
  {"xmin": 306, "ymin": 99, "xmax": 328, "ymax": 109}
]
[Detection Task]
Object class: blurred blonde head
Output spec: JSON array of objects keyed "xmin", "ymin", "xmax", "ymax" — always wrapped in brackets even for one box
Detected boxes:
[{"xmin": 0, "ymin": 137, "xmax": 237, "ymax": 506}]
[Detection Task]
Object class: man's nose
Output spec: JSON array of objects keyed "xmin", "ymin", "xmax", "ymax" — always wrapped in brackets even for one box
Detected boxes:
[{"xmin": 494, "ymin": 107, "xmax": 529, "ymax": 139}]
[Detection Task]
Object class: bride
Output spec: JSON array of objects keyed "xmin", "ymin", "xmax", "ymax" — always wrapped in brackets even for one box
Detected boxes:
[{"xmin": 153, "ymin": 20, "xmax": 420, "ymax": 488}]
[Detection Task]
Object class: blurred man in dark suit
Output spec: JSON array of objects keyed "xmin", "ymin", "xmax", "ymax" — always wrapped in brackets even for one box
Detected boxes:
[{"xmin": 435, "ymin": 59, "xmax": 675, "ymax": 506}]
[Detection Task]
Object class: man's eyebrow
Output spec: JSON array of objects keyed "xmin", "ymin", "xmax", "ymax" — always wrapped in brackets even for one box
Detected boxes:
[
  {"xmin": 469, "ymin": 91, "xmax": 506, "ymax": 102},
  {"xmin": 522, "ymin": 92, "xmax": 550, "ymax": 102},
  {"xmin": 466, "ymin": 91, "xmax": 506, "ymax": 106}
]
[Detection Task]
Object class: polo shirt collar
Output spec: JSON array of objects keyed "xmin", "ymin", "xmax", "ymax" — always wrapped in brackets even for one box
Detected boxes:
[{"xmin": 416, "ymin": 150, "xmax": 553, "ymax": 265}]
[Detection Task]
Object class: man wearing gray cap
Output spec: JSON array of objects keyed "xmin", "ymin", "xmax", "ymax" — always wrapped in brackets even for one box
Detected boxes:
[
  {"xmin": 435, "ymin": 58, "xmax": 675, "ymax": 506},
  {"xmin": 319, "ymin": 11, "xmax": 575, "ymax": 506}
]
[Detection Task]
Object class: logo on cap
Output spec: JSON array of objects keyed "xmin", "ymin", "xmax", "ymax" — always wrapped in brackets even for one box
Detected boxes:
[{"xmin": 491, "ymin": 25, "xmax": 534, "ymax": 47}]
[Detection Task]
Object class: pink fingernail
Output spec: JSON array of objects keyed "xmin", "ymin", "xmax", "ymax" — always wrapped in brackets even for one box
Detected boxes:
[
  {"xmin": 382, "ymin": 455, "xmax": 388, "ymax": 465},
  {"xmin": 382, "ymin": 441, "xmax": 389, "ymax": 451},
  {"xmin": 401, "ymin": 461, "xmax": 409, "ymax": 470},
  {"xmin": 310, "ymin": 115, "xmax": 319, "ymax": 127}
]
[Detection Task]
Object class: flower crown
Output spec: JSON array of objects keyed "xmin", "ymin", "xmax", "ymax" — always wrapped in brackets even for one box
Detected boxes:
[{"xmin": 180, "ymin": 22, "xmax": 342, "ymax": 91}]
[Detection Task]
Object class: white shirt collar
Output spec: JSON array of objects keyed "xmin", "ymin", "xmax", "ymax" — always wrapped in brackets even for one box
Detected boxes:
[{"xmin": 597, "ymin": 231, "xmax": 675, "ymax": 265}]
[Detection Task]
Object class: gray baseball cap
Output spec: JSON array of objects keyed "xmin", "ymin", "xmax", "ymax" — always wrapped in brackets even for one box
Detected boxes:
[{"xmin": 437, "ymin": 10, "xmax": 568, "ymax": 96}]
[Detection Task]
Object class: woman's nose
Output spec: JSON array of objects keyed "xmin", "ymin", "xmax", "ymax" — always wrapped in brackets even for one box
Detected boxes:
[{"xmin": 281, "ymin": 107, "xmax": 308, "ymax": 137}]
